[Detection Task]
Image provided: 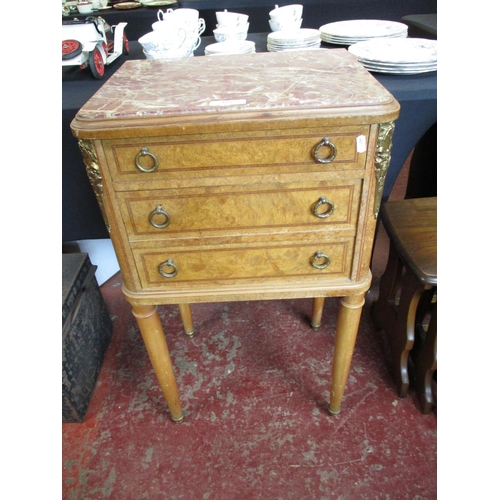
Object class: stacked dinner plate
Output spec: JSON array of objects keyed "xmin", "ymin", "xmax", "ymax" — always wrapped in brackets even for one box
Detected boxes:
[
  {"xmin": 348, "ymin": 38, "xmax": 437, "ymax": 74},
  {"xmin": 204, "ymin": 40, "xmax": 256, "ymax": 55},
  {"xmin": 319, "ymin": 19, "xmax": 408, "ymax": 46},
  {"xmin": 267, "ymin": 28, "xmax": 321, "ymax": 52}
]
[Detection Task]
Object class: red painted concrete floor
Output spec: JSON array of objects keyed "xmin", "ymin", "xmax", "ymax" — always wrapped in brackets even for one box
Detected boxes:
[
  {"xmin": 63, "ymin": 159, "xmax": 437, "ymax": 499},
  {"xmin": 63, "ymin": 280, "xmax": 436, "ymax": 498}
]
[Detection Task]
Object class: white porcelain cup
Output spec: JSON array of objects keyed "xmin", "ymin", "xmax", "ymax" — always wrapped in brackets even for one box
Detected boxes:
[
  {"xmin": 157, "ymin": 8, "xmax": 174, "ymax": 22},
  {"xmin": 77, "ymin": 2, "xmax": 93, "ymax": 14},
  {"xmin": 152, "ymin": 16, "xmax": 185, "ymax": 31},
  {"xmin": 269, "ymin": 17, "xmax": 302, "ymax": 31},
  {"xmin": 99, "ymin": 0, "xmax": 108, "ymax": 7},
  {"xmin": 139, "ymin": 28, "xmax": 187, "ymax": 52},
  {"xmin": 172, "ymin": 8, "xmax": 199, "ymax": 23},
  {"xmin": 269, "ymin": 4, "xmax": 303, "ymax": 23},
  {"xmin": 216, "ymin": 9, "xmax": 248, "ymax": 27}
]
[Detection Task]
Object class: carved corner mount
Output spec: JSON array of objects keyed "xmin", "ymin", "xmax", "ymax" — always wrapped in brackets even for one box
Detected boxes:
[
  {"xmin": 78, "ymin": 139, "xmax": 111, "ymax": 233},
  {"xmin": 373, "ymin": 121, "xmax": 396, "ymax": 219}
]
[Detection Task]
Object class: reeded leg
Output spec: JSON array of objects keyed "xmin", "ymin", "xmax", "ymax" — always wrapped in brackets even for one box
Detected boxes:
[
  {"xmin": 329, "ymin": 293, "xmax": 365, "ymax": 415},
  {"xmin": 178, "ymin": 303, "xmax": 194, "ymax": 338},
  {"xmin": 132, "ymin": 305, "xmax": 184, "ymax": 423},
  {"xmin": 310, "ymin": 297, "xmax": 325, "ymax": 330}
]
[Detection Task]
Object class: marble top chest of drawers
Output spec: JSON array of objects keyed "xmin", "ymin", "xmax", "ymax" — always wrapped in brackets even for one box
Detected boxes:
[{"xmin": 71, "ymin": 49, "xmax": 400, "ymax": 423}]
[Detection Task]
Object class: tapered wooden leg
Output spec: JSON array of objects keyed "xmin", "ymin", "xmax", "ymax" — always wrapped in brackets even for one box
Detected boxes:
[
  {"xmin": 329, "ymin": 293, "xmax": 365, "ymax": 415},
  {"xmin": 132, "ymin": 305, "xmax": 184, "ymax": 423},
  {"xmin": 178, "ymin": 303, "xmax": 194, "ymax": 338},
  {"xmin": 310, "ymin": 297, "xmax": 325, "ymax": 330}
]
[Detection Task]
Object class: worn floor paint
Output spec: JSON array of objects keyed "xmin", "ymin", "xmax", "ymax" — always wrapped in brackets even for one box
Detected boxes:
[{"xmin": 62, "ymin": 269, "xmax": 436, "ymax": 500}]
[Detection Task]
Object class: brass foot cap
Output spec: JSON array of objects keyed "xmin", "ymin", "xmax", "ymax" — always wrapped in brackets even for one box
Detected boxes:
[
  {"xmin": 171, "ymin": 413, "xmax": 184, "ymax": 423},
  {"xmin": 185, "ymin": 330, "xmax": 195, "ymax": 338},
  {"xmin": 328, "ymin": 407, "xmax": 340, "ymax": 416},
  {"xmin": 310, "ymin": 322, "xmax": 321, "ymax": 330}
]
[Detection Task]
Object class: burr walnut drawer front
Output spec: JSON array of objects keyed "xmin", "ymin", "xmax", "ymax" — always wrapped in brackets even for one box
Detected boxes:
[
  {"xmin": 131, "ymin": 236, "xmax": 355, "ymax": 289},
  {"xmin": 103, "ymin": 127, "xmax": 369, "ymax": 184},
  {"xmin": 117, "ymin": 180, "xmax": 361, "ymax": 240}
]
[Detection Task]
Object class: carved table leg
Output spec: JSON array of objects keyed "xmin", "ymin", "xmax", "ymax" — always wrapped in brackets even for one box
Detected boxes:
[
  {"xmin": 178, "ymin": 303, "xmax": 194, "ymax": 338},
  {"xmin": 132, "ymin": 305, "xmax": 184, "ymax": 423},
  {"xmin": 329, "ymin": 293, "xmax": 365, "ymax": 415},
  {"xmin": 413, "ymin": 302, "xmax": 437, "ymax": 414},
  {"xmin": 371, "ymin": 242, "xmax": 401, "ymax": 333},
  {"xmin": 389, "ymin": 272, "xmax": 429, "ymax": 398},
  {"xmin": 310, "ymin": 297, "xmax": 325, "ymax": 330}
]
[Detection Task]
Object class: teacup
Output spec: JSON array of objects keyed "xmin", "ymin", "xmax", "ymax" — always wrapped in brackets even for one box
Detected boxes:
[
  {"xmin": 216, "ymin": 9, "xmax": 249, "ymax": 27},
  {"xmin": 139, "ymin": 29, "xmax": 187, "ymax": 52},
  {"xmin": 213, "ymin": 23, "xmax": 249, "ymax": 42},
  {"xmin": 269, "ymin": 17, "xmax": 302, "ymax": 31},
  {"xmin": 172, "ymin": 8, "xmax": 200, "ymax": 23},
  {"xmin": 77, "ymin": 1, "xmax": 93, "ymax": 14},
  {"xmin": 269, "ymin": 4, "xmax": 303, "ymax": 23},
  {"xmin": 157, "ymin": 8, "xmax": 174, "ymax": 22},
  {"xmin": 143, "ymin": 46, "xmax": 194, "ymax": 60}
]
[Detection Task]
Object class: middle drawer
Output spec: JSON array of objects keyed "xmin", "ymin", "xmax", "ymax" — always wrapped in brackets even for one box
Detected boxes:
[{"xmin": 117, "ymin": 180, "xmax": 361, "ymax": 240}]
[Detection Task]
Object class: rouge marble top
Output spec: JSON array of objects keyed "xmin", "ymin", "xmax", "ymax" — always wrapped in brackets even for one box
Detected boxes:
[{"xmin": 74, "ymin": 49, "xmax": 397, "ymax": 125}]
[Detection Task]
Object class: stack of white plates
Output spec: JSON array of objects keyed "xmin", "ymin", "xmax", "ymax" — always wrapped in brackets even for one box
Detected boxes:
[
  {"xmin": 320, "ymin": 19, "xmax": 408, "ymax": 46},
  {"xmin": 348, "ymin": 38, "xmax": 437, "ymax": 74},
  {"xmin": 204, "ymin": 40, "xmax": 256, "ymax": 55},
  {"xmin": 267, "ymin": 28, "xmax": 321, "ymax": 52}
]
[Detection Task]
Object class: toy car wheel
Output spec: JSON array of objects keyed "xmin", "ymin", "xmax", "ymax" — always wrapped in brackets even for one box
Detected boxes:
[
  {"xmin": 123, "ymin": 32, "xmax": 130, "ymax": 55},
  {"xmin": 89, "ymin": 47, "xmax": 105, "ymax": 79},
  {"xmin": 62, "ymin": 39, "xmax": 82, "ymax": 60}
]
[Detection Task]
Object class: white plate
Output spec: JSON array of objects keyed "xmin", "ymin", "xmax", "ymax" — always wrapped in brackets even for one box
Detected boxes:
[
  {"xmin": 141, "ymin": 0, "xmax": 176, "ymax": 6},
  {"xmin": 205, "ymin": 40, "xmax": 256, "ymax": 55},
  {"xmin": 348, "ymin": 38, "xmax": 437, "ymax": 64},
  {"xmin": 320, "ymin": 32, "xmax": 407, "ymax": 46},
  {"xmin": 320, "ymin": 20, "xmax": 408, "ymax": 39},
  {"xmin": 361, "ymin": 64, "xmax": 437, "ymax": 74},
  {"xmin": 267, "ymin": 29, "xmax": 321, "ymax": 51},
  {"xmin": 268, "ymin": 29, "xmax": 320, "ymax": 44},
  {"xmin": 267, "ymin": 42, "xmax": 321, "ymax": 52}
]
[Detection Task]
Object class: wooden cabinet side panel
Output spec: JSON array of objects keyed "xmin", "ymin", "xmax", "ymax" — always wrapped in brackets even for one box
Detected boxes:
[
  {"xmin": 350, "ymin": 124, "xmax": 380, "ymax": 282},
  {"xmin": 92, "ymin": 140, "xmax": 142, "ymax": 291}
]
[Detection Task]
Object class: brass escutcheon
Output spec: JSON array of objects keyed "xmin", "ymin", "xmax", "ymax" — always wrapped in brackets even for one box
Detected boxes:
[
  {"xmin": 159, "ymin": 258, "xmax": 178, "ymax": 278},
  {"xmin": 149, "ymin": 205, "xmax": 171, "ymax": 229},
  {"xmin": 135, "ymin": 147, "xmax": 159, "ymax": 173},
  {"xmin": 313, "ymin": 196, "xmax": 335, "ymax": 218},
  {"xmin": 311, "ymin": 251, "xmax": 331, "ymax": 270},
  {"xmin": 313, "ymin": 137, "xmax": 337, "ymax": 164}
]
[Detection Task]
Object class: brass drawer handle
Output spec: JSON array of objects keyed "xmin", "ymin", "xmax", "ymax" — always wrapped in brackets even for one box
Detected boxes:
[
  {"xmin": 159, "ymin": 258, "xmax": 178, "ymax": 278},
  {"xmin": 149, "ymin": 205, "xmax": 171, "ymax": 229},
  {"xmin": 313, "ymin": 137, "xmax": 337, "ymax": 164},
  {"xmin": 311, "ymin": 251, "xmax": 331, "ymax": 270},
  {"xmin": 135, "ymin": 147, "xmax": 159, "ymax": 173},
  {"xmin": 313, "ymin": 196, "xmax": 335, "ymax": 218}
]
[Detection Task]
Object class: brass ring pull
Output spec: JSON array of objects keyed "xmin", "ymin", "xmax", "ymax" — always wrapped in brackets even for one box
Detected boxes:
[
  {"xmin": 313, "ymin": 137, "xmax": 337, "ymax": 164},
  {"xmin": 135, "ymin": 147, "xmax": 159, "ymax": 173},
  {"xmin": 159, "ymin": 259, "xmax": 178, "ymax": 278},
  {"xmin": 313, "ymin": 196, "xmax": 335, "ymax": 218},
  {"xmin": 149, "ymin": 205, "xmax": 171, "ymax": 229},
  {"xmin": 311, "ymin": 251, "xmax": 331, "ymax": 270}
]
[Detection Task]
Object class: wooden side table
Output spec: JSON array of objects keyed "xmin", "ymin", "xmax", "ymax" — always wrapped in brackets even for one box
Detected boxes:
[
  {"xmin": 71, "ymin": 50, "xmax": 400, "ymax": 422},
  {"xmin": 371, "ymin": 197, "xmax": 437, "ymax": 412}
]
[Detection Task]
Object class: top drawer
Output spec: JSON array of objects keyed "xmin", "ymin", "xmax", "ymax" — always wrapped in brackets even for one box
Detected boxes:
[{"xmin": 102, "ymin": 126, "xmax": 369, "ymax": 185}]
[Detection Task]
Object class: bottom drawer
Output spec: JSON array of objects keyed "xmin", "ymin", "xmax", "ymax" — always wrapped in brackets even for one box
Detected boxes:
[{"xmin": 133, "ymin": 238, "xmax": 355, "ymax": 289}]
